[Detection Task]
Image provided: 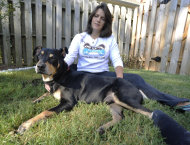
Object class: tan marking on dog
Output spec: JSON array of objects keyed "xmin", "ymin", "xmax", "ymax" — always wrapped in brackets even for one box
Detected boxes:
[
  {"xmin": 113, "ymin": 96, "xmax": 152, "ymax": 119},
  {"xmin": 46, "ymin": 62, "xmax": 56, "ymax": 76},
  {"xmin": 49, "ymin": 54, "xmax": 53, "ymax": 57},
  {"xmin": 139, "ymin": 89, "xmax": 148, "ymax": 99},
  {"xmin": 42, "ymin": 74, "xmax": 53, "ymax": 82},
  {"xmin": 41, "ymin": 51, "xmax": 44, "ymax": 55},
  {"xmin": 53, "ymin": 89, "xmax": 61, "ymax": 101},
  {"xmin": 57, "ymin": 62, "xmax": 60, "ymax": 69}
]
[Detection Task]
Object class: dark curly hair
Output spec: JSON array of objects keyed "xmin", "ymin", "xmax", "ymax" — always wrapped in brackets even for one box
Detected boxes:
[{"xmin": 86, "ymin": 3, "xmax": 112, "ymax": 38}]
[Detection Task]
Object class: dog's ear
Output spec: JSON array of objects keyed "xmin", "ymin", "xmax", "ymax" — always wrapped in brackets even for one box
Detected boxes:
[
  {"xmin": 33, "ymin": 46, "xmax": 42, "ymax": 56},
  {"xmin": 64, "ymin": 47, "xmax": 68, "ymax": 54},
  {"xmin": 60, "ymin": 47, "xmax": 68, "ymax": 57}
]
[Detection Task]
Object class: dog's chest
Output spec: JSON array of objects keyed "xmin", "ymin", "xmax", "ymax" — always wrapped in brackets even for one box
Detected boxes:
[{"xmin": 53, "ymin": 89, "xmax": 61, "ymax": 101}]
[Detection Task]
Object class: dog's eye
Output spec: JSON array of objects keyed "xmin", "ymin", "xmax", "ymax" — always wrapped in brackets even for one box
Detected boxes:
[{"xmin": 49, "ymin": 54, "xmax": 54, "ymax": 58}]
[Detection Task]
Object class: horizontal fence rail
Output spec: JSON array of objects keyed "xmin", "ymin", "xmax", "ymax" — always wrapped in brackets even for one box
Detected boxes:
[{"xmin": 0, "ymin": 0, "xmax": 190, "ymax": 75}]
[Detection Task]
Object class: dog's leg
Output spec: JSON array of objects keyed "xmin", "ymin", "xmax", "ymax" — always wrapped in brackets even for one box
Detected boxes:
[
  {"xmin": 33, "ymin": 92, "xmax": 50, "ymax": 103},
  {"xmin": 17, "ymin": 110, "xmax": 55, "ymax": 134},
  {"xmin": 97, "ymin": 103, "xmax": 124, "ymax": 135},
  {"xmin": 16, "ymin": 101, "xmax": 72, "ymax": 134}
]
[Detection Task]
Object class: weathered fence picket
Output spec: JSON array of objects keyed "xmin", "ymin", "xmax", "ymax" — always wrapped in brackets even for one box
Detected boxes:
[
  {"xmin": 13, "ymin": 0, "xmax": 22, "ymax": 66},
  {"xmin": 35, "ymin": 0, "xmax": 42, "ymax": 47},
  {"xmin": 168, "ymin": 0, "xmax": 189, "ymax": 74},
  {"xmin": 112, "ymin": 5, "xmax": 120, "ymax": 41},
  {"xmin": 46, "ymin": 0, "xmax": 53, "ymax": 48},
  {"xmin": 129, "ymin": 7, "xmax": 138, "ymax": 58},
  {"xmin": 82, "ymin": 0, "xmax": 89, "ymax": 32},
  {"xmin": 160, "ymin": 0, "xmax": 178, "ymax": 73},
  {"xmin": 1, "ymin": 0, "xmax": 11, "ymax": 66},
  {"xmin": 144, "ymin": 0, "xmax": 157, "ymax": 70},
  {"xmin": 124, "ymin": 8, "xmax": 132, "ymax": 59},
  {"xmin": 74, "ymin": 0, "xmax": 81, "ymax": 35},
  {"xmin": 139, "ymin": 0, "xmax": 150, "ymax": 62},
  {"xmin": 150, "ymin": 3, "xmax": 166, "ymax": 71},
  {"xmin": 118, "ymin": 6, "xmax": 126, "ymax": 54},
  {"xmin": 65, "ymin": 0, "xmax": 71, "ymax": 47},
  {"xmin": 134, "ymin": 3, "xmax": 143, "ymax": 57},
  {"xmin": 180, "ymin": 23, "xmax": 190, "ymax": 75},
  {"xmin": 24, "ymin": 0, "xmax": 33, "ymax": 66},
  {"xmin": 56, "ymin": 0, "xmax": 62, "ymax": 49}
]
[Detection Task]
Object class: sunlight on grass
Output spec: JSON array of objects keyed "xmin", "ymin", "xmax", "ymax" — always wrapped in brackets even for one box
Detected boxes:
[{"xmin": 0, "ymin": 68, "xmax": 189, "ymax": 144}]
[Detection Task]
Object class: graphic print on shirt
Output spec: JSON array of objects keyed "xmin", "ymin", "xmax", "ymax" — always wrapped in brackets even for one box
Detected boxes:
[{"xmin": 83, "ymin": 43, "xmax": 105, "ymax": 58}]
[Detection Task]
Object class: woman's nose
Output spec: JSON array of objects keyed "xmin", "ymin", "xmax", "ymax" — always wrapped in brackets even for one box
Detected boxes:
[{"xmin": 96, "ymin": 17, "xmax": 101, "ymax": 22}]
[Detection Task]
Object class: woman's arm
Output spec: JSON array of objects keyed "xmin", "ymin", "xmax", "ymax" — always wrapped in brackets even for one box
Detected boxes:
[
  {"xmin": 115, "ymin": 66, "xmax": 123, "ymax": 78},
  {"xmin": 109, "ymin": 36, "xmax": 124, "ymax": 78}
]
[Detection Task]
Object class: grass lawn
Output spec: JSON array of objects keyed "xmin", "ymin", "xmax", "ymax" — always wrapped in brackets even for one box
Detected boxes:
[{"xmin": 0, "ymin": 68, "xmax": 190, "ymax": 145}]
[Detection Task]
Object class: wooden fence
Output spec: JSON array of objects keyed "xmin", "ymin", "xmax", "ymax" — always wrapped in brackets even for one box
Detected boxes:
[{"xmin": 0, "ymin": 0, "xmax": 190, "ymax": 75}]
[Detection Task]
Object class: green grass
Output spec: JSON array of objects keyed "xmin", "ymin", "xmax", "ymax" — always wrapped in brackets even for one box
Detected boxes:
[{"xmin": 0, "ymin": 68, "xmax": 190, "ymax": 145}]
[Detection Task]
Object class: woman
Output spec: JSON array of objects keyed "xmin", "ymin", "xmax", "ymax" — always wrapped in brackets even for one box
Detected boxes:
[
  {"xmin": 64, "ymin": 3, "xmax": 190, "ymax": 111},
  {"xmin": 64, "ymin": 3, "xmax": 123, "ymax": 78}
]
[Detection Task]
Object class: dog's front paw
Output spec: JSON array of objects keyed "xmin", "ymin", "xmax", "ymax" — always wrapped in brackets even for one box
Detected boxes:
[
  {"xmin": 16, "ymin": 121, "xmax": 32, "ymax": 134},
  {"xmin": 97, "ymin": 127, "xmax": 105, "ymax": 135}
]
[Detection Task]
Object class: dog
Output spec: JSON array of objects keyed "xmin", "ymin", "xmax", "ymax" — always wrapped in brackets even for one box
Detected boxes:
[{"xmin": 16, "ymin": 46, "xmax": 153, "ymax": 134}]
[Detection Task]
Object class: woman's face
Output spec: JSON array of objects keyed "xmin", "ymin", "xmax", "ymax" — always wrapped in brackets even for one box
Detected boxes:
[{"xmin": 91, "ymin": 8, "xmax": 105, "ymax": 33}]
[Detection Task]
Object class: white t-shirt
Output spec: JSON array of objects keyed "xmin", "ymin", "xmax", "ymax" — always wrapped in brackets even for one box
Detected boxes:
[{"xmin": 64, "ymin": 32, "xmax": 123, "ymax": 73}]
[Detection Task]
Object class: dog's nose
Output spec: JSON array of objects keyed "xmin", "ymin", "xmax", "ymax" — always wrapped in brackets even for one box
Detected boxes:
[{"xmin": 37, "ymin": 63, "xmax": 46, "ymax": 70}]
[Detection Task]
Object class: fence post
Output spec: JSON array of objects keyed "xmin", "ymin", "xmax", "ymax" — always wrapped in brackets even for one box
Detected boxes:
[
  {"xmin": 160, "ymin": 0, "xmax": 178, "ymax": 73},
  {"xmin": 1, "ymin": 0, "xmax": 11, "ymax": 66},
  {"xmin": 139, "ymin": 0, "xmax": 150, "ymax": 62},
  {"xmin": 112, "ymin": 5, "xmax": 120, "ymax": 41},
  {"xmin": 24, "ymin": 0, "xmax": 33, "ymax": 66},
  {"xmin": 134, "ymin": 3, "xmax": 143, "ymax": 57},
  {"xmin": 82, "ymin": 0, "xmax": 89, "ymax": 32},
  {"xmin": 144, "ymin": 0, "xmax": 157, "ymax": 70},
  {"xmin": 180, "ymin": 23, "xmax": 190, "ymax": 75},
  {"xmin": 124, "ymin": 8, "xmax": 132, "ymax": 59},
  {"xmin": 65, "ymin": 0, "xmax": 71, "ymax": 48},
  {"xmin": 118, "ymin": 6, "xmax": 126, "ymax": 54},
  {"xmin": 56, "ymin": 0, "xmax": 62, "ymax": 49},
  {"xmin": 168, "ymin": 0, "xmax": 190, "ymax": 74},
  {"xmin": 35, "ymin": 0, "xmax": 42, "ymax": 47},
  {"xmin": 92, "ymin": 0, "xmax": 98, "ymax": 10},
  {"xmin": 150, "ymin": 3, "xmax": 166, "ymax": 71},
  {"xmin": 13, "ymin": 0, "xmax": 22, "ymax": 66},
  {"xmin": 46, "ymin": 0, "xmax": 53, "ymax": 48},
  {"xmin": 130, "ymin": 7, "xmax": 138, "ymax": 58},
  {"xmin": 74, "ymin": 0, "xmax": 81, "ymax": 35}
]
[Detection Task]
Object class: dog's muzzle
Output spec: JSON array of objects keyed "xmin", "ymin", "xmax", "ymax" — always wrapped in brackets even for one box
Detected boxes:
[{"xmin": 35, "ymin": 62, "xmax": 46, "ymax": 74}]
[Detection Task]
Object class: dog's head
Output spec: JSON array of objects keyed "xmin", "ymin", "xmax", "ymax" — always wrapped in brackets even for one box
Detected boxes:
[{"xmin": 33, "ymin": 46, "xmax": 68, "ymax": 82}]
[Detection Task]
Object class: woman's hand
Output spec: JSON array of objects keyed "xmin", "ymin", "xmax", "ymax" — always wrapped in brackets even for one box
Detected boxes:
[{"xmin": 115, "ymin": 66, "xmax": 123, "ymax": 78}]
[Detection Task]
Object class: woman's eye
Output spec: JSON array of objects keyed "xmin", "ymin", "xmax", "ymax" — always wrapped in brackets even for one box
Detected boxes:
[{"xmin": 101, "ymin": 17, "xmax": 105, "ymax": 21}]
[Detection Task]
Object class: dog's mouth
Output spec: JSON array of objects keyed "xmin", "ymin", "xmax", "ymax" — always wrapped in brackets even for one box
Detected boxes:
[{"xmin": 35, "ymin": 66, "xmax": 52, "ymax": 76}]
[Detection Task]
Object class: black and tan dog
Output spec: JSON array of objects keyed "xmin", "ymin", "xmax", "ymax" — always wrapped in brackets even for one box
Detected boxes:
[{"xmin": 16, "ymin": 47, "xmax": 153, "ymax": 134}]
